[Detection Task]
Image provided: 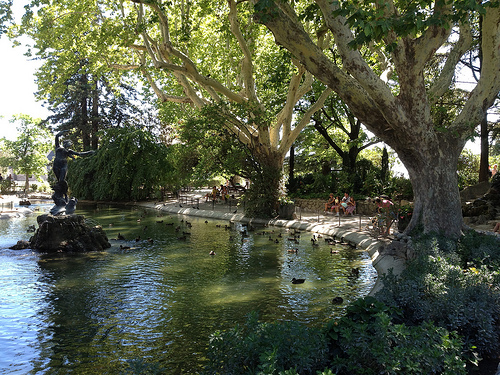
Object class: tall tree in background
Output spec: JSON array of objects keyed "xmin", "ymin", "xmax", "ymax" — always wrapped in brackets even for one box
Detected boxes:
[
  {"xmin": 42, "ymin": 70, "xmax": 155, "ymax": 151},
  {"xmin": 458, "ymin": 14, "xmax": 500, "ymax": 183},
  {"xmin": 0, "ymin": 114, "xmax": 51, "ymax": 193},
  {"xmin": 17, "ymin": 0, "xmax": 332, "ymax": 216},
  {"xmin": 257, "ymin": 0, "xmax": 500, "ymax": 237},
  {"xmin": 293, "ymin": 89, "xmax": 380, "ymax": 194},
  {"xmin": 305, "ymin": 91, "xmax": 380, "ymax": 174}
]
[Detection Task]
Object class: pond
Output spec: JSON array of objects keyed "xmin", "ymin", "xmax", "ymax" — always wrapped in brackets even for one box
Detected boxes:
[{"xmin": 0, "ymin": 202, "xmax": 377, "ymax": 374}]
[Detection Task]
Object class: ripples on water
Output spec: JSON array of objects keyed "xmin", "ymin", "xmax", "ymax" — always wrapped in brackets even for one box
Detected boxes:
[{"xmin": 0, "ymin": 203, "xmax": 376, "ymax": 374}]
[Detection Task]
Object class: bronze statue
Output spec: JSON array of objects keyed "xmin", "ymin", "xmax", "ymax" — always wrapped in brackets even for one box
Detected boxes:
[{"xmin": 50, "ymin": 130, "xmax": 95, "ymax": 215}]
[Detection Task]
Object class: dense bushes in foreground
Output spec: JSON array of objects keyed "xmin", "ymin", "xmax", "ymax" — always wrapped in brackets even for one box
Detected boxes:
[
  {"xmin": 376, "ymin": 232, "xmax": 500, "ymax": 360},
  {"xmin": 204, "ymin": 298, "xmax": 466, "ymax": 375},
  {"xmin": 202, "ymin": 231, "xmax": 500, "ymax": 375}
]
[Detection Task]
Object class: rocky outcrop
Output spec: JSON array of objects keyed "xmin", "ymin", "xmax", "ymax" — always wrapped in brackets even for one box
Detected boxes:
[
  {"xmin": 29, "ymin": 214, "xmax": 110, "ymax": 252},
  {"xmin": 462, "ymin": 175, "xmax": 500, "ymax": 220},
  {"xmin": 460, "ymin": 181, "xmax": 490, "ymax": 203}
]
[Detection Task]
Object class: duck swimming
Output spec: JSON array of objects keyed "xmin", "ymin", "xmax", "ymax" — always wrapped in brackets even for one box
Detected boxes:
[{"xmin": 291, "ymin": 278, "xmax": 305, "ymax": 284}]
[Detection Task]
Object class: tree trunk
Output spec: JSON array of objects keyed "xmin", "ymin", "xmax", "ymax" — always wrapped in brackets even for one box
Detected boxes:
[
  {"xmin": 380, "ymin": 147, "xmax": 389, "ymax": 183},
  {"xmin": 479, "ymin": 115, "xmax": 490, "ymax": 182},
  {"xmin": 80, "ymin": 74, "xmax": 91, "ymax": 151},
  {"xmin": 289, "ymin": 144, "xmax": 295, "ymax": 182},
  {"xmin": 24, "ymin": 173, "xmax": 30, "ymax": 196},
  {"xmin": 403, "ymin": 142, "xmax": 463, "ymax": 237},
  {"xmin": 244, "ymin": 150, "xmax": 283, "ymax": 218},
  {"xmin": 91, "ymin": 85, "xmax": 99, "ymax": 150}
]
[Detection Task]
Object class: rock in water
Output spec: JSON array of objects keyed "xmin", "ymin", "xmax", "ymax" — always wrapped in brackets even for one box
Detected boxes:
[{"xmin": 30, "ymin": 214, "xmax": 111, "ymax": 252}]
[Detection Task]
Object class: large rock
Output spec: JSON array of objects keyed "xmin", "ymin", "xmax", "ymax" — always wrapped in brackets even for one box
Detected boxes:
[
  {"xmin": 30, "ymin": 214, "xmax": 111, "ymax": 252},
  {"xmin": 460, "ymin": 180, "xmax": 491, "ymax": 203},
  {"xmin": 462, "ymin": 175, "xmax": 500, "ymax": 219}
]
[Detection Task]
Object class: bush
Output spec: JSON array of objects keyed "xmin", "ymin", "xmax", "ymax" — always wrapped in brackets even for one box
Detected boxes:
[
  {"xmin": 204, "ymin": 302, "xmax": 467, "ymax": 375},
  {"xmin": 204, "ymin": 312, "xmax": 329, "ymax": 375},
  {"xmin": 324, "ymin": 297, "xmax": 466, "ymax": 375},
  {"xmin": 376, "ymin": 234, "xmax": 500, "ymax": 359}
]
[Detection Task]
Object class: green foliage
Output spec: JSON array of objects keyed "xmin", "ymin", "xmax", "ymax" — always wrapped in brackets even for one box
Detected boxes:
[
  {"xmin": 205, "ymin": 298, "xmax": 466, "ymax": 375},
  {"xmin": 177, "ymin": 104, "xmax": 251, "ymax": 186},
  {"xmin": 178, "ymin": 102, "xmax": 283, "ymax": 217},
  {"xmin": 457, "ymin": 149, "xmax": 479, "ymax": 190},
  {"xmin": 0, "ymin": 0, "xmax": 12, "ymax": 35},
  {"xmin": 288, "ymin": 164, "xmax": 413, "ymax": 201},
  {"xmin": 325, "ymin": 297, "xmax": 466, "ymax": 375},
  {"xmin": 0, "ymin": 179, "xmax": 13, "ymax": 194},
  {"xmin": 0, "ymin": 115, "xmax": 52, "ymax": 190},
  {"xmin": 376, "ymin": 233, "xmax": 500, "ymax": 359},
  {"xmin": 204, "ymin": 311, "xmax": 329, "ymax": 375},
  {"xmin": 67, "ymin": 128, "xmax": 172, "ymax": 201},
  {"xmin": 240, "ymin": 159, "xmax": 282, "ymax": 218},
  {"xmin": 331, "ymin": 0, "xmax": 496, "ymax": 51},
  {"xmin": 457, "ymin": 229, "xmax": 500, "ymax": 269}
]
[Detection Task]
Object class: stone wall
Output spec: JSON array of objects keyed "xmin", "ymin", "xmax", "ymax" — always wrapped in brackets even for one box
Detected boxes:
[{"xmin": 294, "ymin": 198, "xmax": 378, "ymax": 215}]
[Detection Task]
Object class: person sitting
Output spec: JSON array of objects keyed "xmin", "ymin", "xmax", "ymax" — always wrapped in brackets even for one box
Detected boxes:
[
  {"xmin": 339, "ymin": 192, "xmax": 350, "ymax": 215},
  {"xmin": 345, "ymin": 196, "xmax": 356, "ymax": 215},
  {"xmin": 324, "ymin": 194, "xmax": 335, "ymax": 211},
  {"xmin": 330, "ymin": 196, "xmax": 341, "ymax": 215},
  {"xmin": 211, "ymin": 186, "xmax": 219, "ymax": 202}
]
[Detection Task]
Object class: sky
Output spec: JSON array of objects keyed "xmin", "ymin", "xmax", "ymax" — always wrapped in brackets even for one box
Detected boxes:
[{"xmin": 0, "ymin": 1, "xmax": 50, "ymax": 141}]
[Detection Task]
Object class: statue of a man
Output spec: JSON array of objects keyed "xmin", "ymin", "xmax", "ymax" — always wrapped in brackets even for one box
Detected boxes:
[
  {"xmin": 53, "ymin": 130, "xmax": 95, "ymax": 183},
  {"xmin": 50, "ymin": 130, "xmax": 95, "ymax": 215}
]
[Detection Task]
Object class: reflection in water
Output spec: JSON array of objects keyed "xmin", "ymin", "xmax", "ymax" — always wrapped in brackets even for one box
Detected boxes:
[{"xmin": 0, "ymin": 203, "xmax": 376, "ymax": 374}]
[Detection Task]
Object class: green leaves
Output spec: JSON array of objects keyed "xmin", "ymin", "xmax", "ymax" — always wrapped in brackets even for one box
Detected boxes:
[
  {"xmin": 0, "ymin": 0, "xmax": 13, "ymax": 35},
  {"xmin": 332, "ymin": 0, "xmax": 495, "ymax": 50},
  {"xmin": 68, "ymin": 127, "xmax": 171, "ymax": 201},
  {"xmin": 0, "ymin": 114, "xmax": 52, "ymax": 186}
]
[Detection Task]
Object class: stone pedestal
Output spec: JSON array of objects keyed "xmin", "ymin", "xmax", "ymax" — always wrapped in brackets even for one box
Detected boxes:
[
  {"xmin": 278, "ymin": 203, "xmax": 295, "ymax": 219},
  {"xmin": 30, "ymin": 214, "xmax": 111, "ymax": 253}
]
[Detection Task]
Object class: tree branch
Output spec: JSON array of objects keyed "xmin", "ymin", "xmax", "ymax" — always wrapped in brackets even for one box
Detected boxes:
[
  {"xmin": 428, "ymin": 23, "xmax": 473, "ymax": 105},
  {"xmin": 280, "ymin": 87, "xmax": 333, "ymax": 155}
]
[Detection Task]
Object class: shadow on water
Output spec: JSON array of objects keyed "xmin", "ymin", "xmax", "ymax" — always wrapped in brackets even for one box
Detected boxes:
[{"xmin": 0, "ymin": 202, "xmax": 376, "ymax": 374}]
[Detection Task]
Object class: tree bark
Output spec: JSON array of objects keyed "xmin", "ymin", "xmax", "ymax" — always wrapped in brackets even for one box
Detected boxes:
[
  {"xmin": 244, "ymin": 150, "xmax": 283, "ymax": 217},
  {"xmin": 91, "ymin": 84, "xmax": 99, "ymax": 150},
  {"xmin": 401, "ymin": 135, "xmax": 463, "ymax": 236},
  {"xmin": 256, "ymin": 1, "xmax": 500, "ymax": 238},
  {"xmin": 289, "ymin": 144, "xmax": 295, "ymax": 182},
  {"xmin": 479, "ymin": 115, "xmax": 490, "ymax": 182}
]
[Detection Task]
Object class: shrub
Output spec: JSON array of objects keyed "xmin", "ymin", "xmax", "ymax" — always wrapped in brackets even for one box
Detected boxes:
[
  {"xmin": 457, "ymin": 230, "xmax": 500, "ymax": 269},
  {"xmin": 376, "ymin": 235, "xmax": 500, "ymax": 359},
  {"xmin": 324, "ymin": 297, "xmax": 466, "ymax": 375},
  {"xmin": 204, "ymin": 312, "xmax": 329, "ymax": 375}
]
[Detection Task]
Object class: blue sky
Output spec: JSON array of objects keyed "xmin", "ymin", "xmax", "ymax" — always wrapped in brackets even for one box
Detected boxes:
[{"xmin": 0, "ymin": 1, "xmax": 50, "ymax": 141}]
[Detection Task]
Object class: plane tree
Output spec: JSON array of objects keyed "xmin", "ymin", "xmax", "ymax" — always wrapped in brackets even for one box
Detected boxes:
[
  {"xmin": 16, "ymin": 0, "xmax": 332, "ymax": 217},
  {"xmin": 255, "ymin": 0, "xmax": 500, "ymax": 237},
  {"xmin": 0, "ymin": 114, "xmax": 51, "ymax": 193}
]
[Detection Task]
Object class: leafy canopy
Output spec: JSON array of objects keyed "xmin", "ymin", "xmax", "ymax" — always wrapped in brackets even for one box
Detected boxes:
[{"xmin": 0, "ymin": 114, "xmax": 52, "ymax": 185}]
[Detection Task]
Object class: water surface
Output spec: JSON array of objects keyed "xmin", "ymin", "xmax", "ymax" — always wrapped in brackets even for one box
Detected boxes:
[{"xmin": 0, "ymin": 203, "xmax": 376, "ymax": 374}]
